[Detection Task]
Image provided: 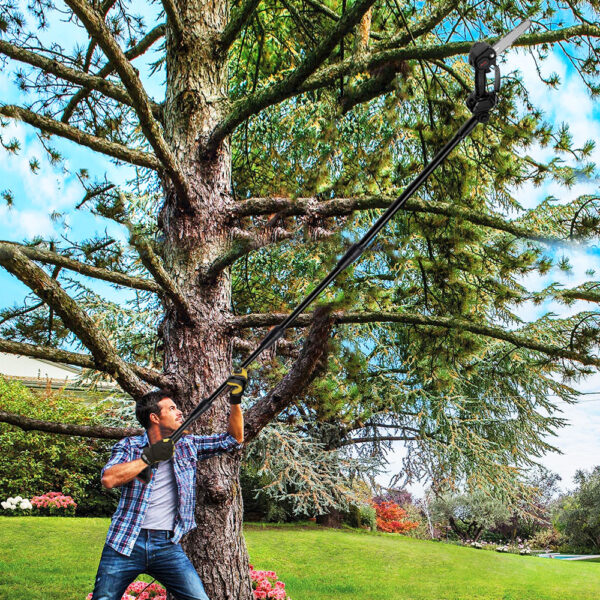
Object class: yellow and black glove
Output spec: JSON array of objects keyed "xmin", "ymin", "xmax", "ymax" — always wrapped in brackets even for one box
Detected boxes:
[
  {"xmin": 226, "ymin": 368, "xmax": 248, "ymax": 405},
  {"xmin": 141, "ymin": 438, "xmax": 174, "ymax": 465}
]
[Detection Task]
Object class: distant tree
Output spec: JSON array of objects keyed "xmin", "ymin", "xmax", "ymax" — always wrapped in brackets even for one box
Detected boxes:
[
  {"xmin": 493, "ymin": 467, "xmax": 561, "ymax": 541},
  {"xmin": 556, "ymin": 467, "xmax": 600, "ymax": 553},
  {"xmin": 373, "ymin": 487, "xmax": 413, "ymax": 507},
  {"xmin": 432, "ymin": 490, "xmax": 510, "ymax": 541}
]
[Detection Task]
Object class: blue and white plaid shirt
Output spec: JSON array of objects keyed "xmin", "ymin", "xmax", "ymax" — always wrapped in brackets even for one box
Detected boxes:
[{"xmin": 101, "ymin": 431, "xmax": 242, "ymax": 556}]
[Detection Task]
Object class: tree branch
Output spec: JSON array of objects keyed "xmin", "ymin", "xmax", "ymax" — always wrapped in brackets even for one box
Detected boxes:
[
  {"xmin": 206, "ymin": 0, "xmax": 378, "ymax": 152},
  {"xmin": 62, "ymin": 23, "xmax": 166, "ymax": 123},
  {"xmin": 244, "ymin": 305, "xmax": 334, "ymax": 442},
  {"xmin": 0, "ymin": 244, "xmax": 151, "ymax": 397},
  {"xmin": 297, "ymin": 23, "xmax": 600, "ymax": 96},
  {"xmin": 126, "ymin": 228, "xmax": 195, "ymax": 323},
  {"xmin": 301, "ymin": 0, "xmax": 382, "ymax": 39},
  {"xmin": 220, "ymin": 0, "xmax": 262, "ymax": 52},
  {"xmin": 64, "ymin": 0, "xmax": 190, "ymax": 206},
  {"xmin": 231, "ymin": 195, "xmax": 567, "ymax": 244},
  {"xmin": 560, "ymin": 289, "xmax": 600, "ymax": 303},
  {"xmin": 0, "ymin": 338, "xmax": 169, "ymax": 388},
  {"xmin": 0, "ymin": 39, "xmax": 161, "ymax": 118},
  {"xmin": 338, "ymin": 434, "xmax": 418, "ymax": 446},
  {"xmin": 232, "ymin": 335, "xmax": 299, "ymax": 358},
  {"xmin": 161, "ymin": 0, "xmax": 184, "ymax": 43},
  {"xmin": 198, "ymin": 227, "xmax": 293, "ymax": 283},
  {"xmin": 1, "ymin": 241, "xmax": 161, "ymax": 293},
  {"xmin": 231, "ymin": 310, "xmax": 600, "ymax": 368},
  {"xmin": 381, "ymin": 0, "xmax": 460, "ymax": 50},
  {"xmin": 0, "ymin": 104, "xmax": 161, "ymax": 170},
  {"xmin": 0, "ymin": 410, "xmax": 142, "ymax": 439}
]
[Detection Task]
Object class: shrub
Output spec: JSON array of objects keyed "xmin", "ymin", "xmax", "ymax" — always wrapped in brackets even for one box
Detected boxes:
[
  {"xmin": 374, "ymin": 501, "xmax": 419, "ymax": 534},
  {"xmin": 1, "ymin": 495, "xmax": 33, "ymax": 515},
  {"xmin": 0, "ymin": 377, "xmax": 119, "ymax": 517},
  {"xmin": 402, "ymin": 503, "xmax": 432, "ymax": 539},
  {"xmin": 529, "ymin": 527, "xmax": 564, "ymax": 552}
]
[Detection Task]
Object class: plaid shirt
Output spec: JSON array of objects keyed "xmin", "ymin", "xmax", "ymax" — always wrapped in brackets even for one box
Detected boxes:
[{"xmin": 101, "ymin": 431, "xmax": 241, "ymax": 556}]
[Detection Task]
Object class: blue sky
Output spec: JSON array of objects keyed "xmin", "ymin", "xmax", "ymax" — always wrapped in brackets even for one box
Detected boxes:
[{"xmin": 1, "ymin": 24, "xmax": 600, "ymax": 494}]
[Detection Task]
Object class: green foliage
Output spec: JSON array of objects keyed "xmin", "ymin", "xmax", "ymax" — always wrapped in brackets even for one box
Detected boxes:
[
  {"xmin": 555, "ymin": 466, "xmax": 600, "ymax": 553},
  {"xmin": 432, "ymin": 490, "xmax": 511, "ymax": 542},
  {"xmin": 343, "ymin": 502, "xmax": 376, "ymax": 531},
  {"xmin": 529, "ymin": 527, "xmax": 564, "ymax": 552},
  {"xmin": 0, "ymin": 378, "xmax": 119, "ymax": 516},
  {"xmin": 242, "ymin": 422, "xmax": 378, "ymax": 519}
]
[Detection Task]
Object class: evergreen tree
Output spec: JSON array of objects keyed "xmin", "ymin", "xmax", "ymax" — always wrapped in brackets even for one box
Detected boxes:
[{"xmin": 1, "ymin": 0, "xmax": 600, "ymax": 596}]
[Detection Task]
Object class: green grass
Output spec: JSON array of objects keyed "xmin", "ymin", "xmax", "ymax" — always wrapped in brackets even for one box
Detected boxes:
[{"xmin": 2, "ymin": 517, "xmax": 600, "ymax": 599}]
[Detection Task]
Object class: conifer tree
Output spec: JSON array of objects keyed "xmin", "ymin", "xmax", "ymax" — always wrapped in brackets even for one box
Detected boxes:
[{"xmin": 1, "ymin": 1, "xmax": 600, "ymax": 596}]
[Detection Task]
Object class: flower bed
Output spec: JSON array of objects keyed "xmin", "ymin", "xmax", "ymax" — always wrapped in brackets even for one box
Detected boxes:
[
  {"xmin": 31, "ymin": 492, "xmax": 77, "ymax": 516},
  {"xmin": 1, "ymin": 496, "xmax": 32, "ymax": 515}
]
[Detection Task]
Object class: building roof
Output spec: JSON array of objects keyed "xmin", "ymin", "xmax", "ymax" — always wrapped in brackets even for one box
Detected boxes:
[{"xmin": 0, "ymin": 352, "xmax": 117, "ymax": 391}]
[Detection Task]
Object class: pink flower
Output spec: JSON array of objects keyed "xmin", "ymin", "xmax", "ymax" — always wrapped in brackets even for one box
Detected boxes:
[{"xmin": 254, "ymin": 592, "xmax": 267, "ymax": 599}]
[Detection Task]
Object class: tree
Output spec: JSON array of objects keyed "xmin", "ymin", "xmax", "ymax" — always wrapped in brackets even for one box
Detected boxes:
[
  {"xmin": 1, "ymin": 0, "xmax": 600, "ymax": 596},
  {"xmin": 556, "ymin": 466, "xmax": 600, "ymax": 553},
  {"xmin": 492, "ymin": 466, "xmax": 561, "ymax": 541},
  {"xmin": 432, "ymin": 490, "xmax": 510, "ymax": 541}
]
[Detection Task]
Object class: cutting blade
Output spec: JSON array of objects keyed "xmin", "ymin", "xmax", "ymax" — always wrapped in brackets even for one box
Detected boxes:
[{"xmin": 492, "ymin": 19, "xmax": 532, "ymax": 55}]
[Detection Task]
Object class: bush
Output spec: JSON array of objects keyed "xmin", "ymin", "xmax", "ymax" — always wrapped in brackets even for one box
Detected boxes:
[
  {"xmin": 402, "ymin": 503, "xmax": 431, "ymax": 539},
  {"xmin": 0, "ymin": 377, "xmax": 119, "ymax": 517},
  {"xmin": 529, "ymin": 527, "xmax": 564, "ymax": 552},
  {"xmin": 344, "ymin": 502, "xmax": 377, "ymax": 530},
  {"xmin": 374, "ymin": 501, "xmax": 419, "ymax": 534}
]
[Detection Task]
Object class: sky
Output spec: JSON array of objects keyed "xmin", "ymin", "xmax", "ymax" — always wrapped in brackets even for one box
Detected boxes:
[{"xmin": 1, "ymin": 21, "xmax": 600, "ymax": 496}]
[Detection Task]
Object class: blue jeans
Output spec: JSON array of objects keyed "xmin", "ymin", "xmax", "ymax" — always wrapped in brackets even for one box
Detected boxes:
[{"xmin": 92, "ymin": 529, "xmax": 210, "ymax": 600}]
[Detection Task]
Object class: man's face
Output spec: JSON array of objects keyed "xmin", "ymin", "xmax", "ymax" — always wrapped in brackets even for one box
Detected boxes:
[{"xmin": 153, "ymin": 398, "xmax": 184, "ymax": 433}]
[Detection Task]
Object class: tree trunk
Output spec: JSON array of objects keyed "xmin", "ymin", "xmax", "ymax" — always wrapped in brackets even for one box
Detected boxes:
[
  {"xmin": 159, "ymin": 1, "xmax": 253, "ymax": 598},
  {"xmin": 316, "ymin": 508, "xmax": 344, "ymax": 528}
]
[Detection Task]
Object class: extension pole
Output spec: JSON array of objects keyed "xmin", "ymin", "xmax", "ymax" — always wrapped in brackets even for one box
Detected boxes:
[{"xmin": 161, "ymin": 20, "xmax": 532, "ymax": 450}]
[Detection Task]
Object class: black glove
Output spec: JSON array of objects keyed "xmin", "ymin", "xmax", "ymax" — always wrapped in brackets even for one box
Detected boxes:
[
  {"xmin": 226, "ymin": 368, "xmax": 248, "ymax": 405},
  {"xmin": 141, "ymin": 438, "xmax": 174, "ymax": 465}
]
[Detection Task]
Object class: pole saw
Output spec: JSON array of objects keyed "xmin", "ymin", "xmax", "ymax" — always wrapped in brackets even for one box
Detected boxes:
[{"xmin": 137, "ymin": 19, "xmax": 532, "ymax": 484}]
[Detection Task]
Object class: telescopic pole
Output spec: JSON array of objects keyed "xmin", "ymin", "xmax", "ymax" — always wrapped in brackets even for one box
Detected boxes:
[{"xmin": 141, "ymin": 21, "xmax": 532, "ymax": 473}]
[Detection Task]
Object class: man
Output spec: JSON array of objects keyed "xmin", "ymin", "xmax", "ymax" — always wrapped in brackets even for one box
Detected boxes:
[{"xmin": 91, "ymin": 372, "xmax": 246, "ymax": 600}]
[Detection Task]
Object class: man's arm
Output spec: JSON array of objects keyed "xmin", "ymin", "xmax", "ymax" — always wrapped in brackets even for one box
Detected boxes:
[
  {"xmin": 228, "ymin": 404, "xmax": 244, "ymax": 443},
  {"xmin": 101, "ymin": 459, "xmax": 149, "ymax": 489}
]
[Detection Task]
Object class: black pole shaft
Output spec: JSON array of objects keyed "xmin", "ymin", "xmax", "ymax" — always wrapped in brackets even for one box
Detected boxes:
[{"xmin": 170, "ymin": 113, "xmax": 481, "ymax": 444}]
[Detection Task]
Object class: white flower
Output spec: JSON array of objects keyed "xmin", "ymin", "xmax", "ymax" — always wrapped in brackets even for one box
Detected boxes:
[
  {"xmin": 19, "ymin": 500, "xmax": 32, "ymax": 510},
  {"xmin": 1, "ymin": 502, "xmax": 7, "ymax": 509},
  {"xmin": 14, "ymin": 496, "xmax": 23, "ymax": 502}
]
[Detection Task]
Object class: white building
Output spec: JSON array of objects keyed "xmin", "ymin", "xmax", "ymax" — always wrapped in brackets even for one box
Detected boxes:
[{"xmin": 0, "ymin": 352, "xmax": 118, "ymax": 392}]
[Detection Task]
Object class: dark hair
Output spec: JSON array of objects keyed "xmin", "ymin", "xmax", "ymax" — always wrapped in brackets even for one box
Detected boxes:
[{"xmin": 136, "ymin": 389, "xmax": 172, "ymax": 429}]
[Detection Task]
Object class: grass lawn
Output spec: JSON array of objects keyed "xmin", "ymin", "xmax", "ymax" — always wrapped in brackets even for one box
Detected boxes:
[{"xmin": 2, "ymin": 517, "xmax": 599, "ymax": 600}]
